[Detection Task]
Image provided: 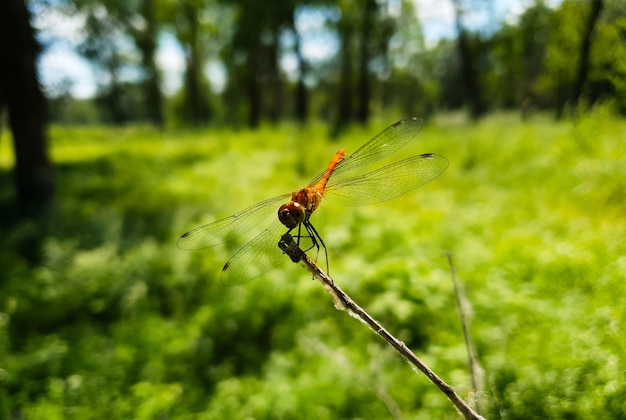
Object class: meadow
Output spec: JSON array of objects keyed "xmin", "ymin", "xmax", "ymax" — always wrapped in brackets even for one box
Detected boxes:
[{"xmin": 0, "ymin": 110, "xmax": 624, "ymax": 419}]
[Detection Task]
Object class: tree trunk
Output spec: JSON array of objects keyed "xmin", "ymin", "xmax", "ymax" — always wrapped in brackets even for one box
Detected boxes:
[
  {"xmin": 357, "ymin": 0, "xmax": 376, "ymax": 125},
  {"xmin": 452, "ymin": 0, "xmax": 486, "ymax": 120},
  {"xmin": 105, "ymin": 54, "xmax": 127, "ymax": 124},
  {"xmin": 186, "ymin": 6, "xmax": 202, "ymax": 124},
  {"xmin": 139, "ymin": 0, "xmax": 164, "ymax": 126},
  {"xmin": 571, "ymin": 0, "xmax": 604, "ymax": 108},
  {"xmin": 0, "ymin": 0, "xmax": 55, "ymax": 213},
  {"xmin": 266, "ymin": 32, "xmax": 283, "ymax": 123},
  {"xmin": 247, "ymin": 50, "xmax": 261, "ymax": 128},
  {"xmin": 333, "ymin": 23, "xmax": 354, "ymax": 135},
  {"xmin": 181, "ymin": 2, "xmax": 210, "ymax": 126},
  {"xmin": 291, "ymin": 16, "xmax": 308, "ymax": 124}
]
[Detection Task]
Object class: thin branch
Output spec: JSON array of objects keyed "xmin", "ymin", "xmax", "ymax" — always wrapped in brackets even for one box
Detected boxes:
[
  {"xmin": 446, "ymin": 251, "xmax": 484, "ymax": 415},
  {"xmin": 278, "ymin": 233, "xmax": 486, "ymax": 420}
]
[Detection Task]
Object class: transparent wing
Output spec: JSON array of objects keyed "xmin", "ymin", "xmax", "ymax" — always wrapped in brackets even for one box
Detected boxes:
[
  {"xmin": 322, "ymin": 154, "xmax": 448, "ymax": 206},
  {"xmin": 220, "ymin": 220, "xmax": 288, "ymax": 285},
  {"xmin": 308, "ymin": 117, "xmax": 423, "ymax": 186},
  {"xmin": 220, "ymin": 215, "xmax": 322, "ymax": 285},
  {"xmin": 177, "ymin": 193, "xmax": 290, "ymax": 250},
  {"xmin": 179, "ymin": 117, "xmax": 439, "ymax": 284}
]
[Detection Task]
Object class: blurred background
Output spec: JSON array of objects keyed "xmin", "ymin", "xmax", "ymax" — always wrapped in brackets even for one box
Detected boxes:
[
  {"xmin": 8, "ymin": 0, "xmax": 626, "ymax": 129},
  {"xmin": 1, "ymin": 0, "xmax": 625, "ymax": 418}
]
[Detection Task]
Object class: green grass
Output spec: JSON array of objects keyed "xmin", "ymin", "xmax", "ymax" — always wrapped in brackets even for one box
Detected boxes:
[{"xmin": 1, "ymin": 110, "xmax": 625, "ymax": 419}]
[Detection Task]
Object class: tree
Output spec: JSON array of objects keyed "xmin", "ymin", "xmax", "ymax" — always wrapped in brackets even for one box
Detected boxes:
[
  {"xmin": 571, "ymin": 0, "xmax": 604, "ymax": 108},
  {"xmin": 540, "ymin": 0, "xmax": 588, "ymax": 117},
  {"xmin": 224, "ymin": 0, "xmax": 265, "ymax": 127},
  {"xmin": 74, "ymin": 0, "xmax": 137, "ymax": 124},
  {"xmin": 70, "ymin": 0, "xmax": 165, "ymax": 125},
  {"xmin": 385, "ymin": 0, "xmax": 439, "ymax": 117},
  {"xmin": 451, "ymin": 0, "xmax": 487, "ymax": 119},
  {"xmin": 589, "ymin": 2, "xmax": 626, "ymax": 113},
  {"xmin": 333, "ymin": 1, "xmax": 356, "ymax": 133},
  {"xmin": 290, "ymin": 9, "xmax": 309, "ymax": 124},
  {"xmin": 131, "ymin": 0, "xmax": 165, "ymax": 126},
  {"xmin": 483, "ymin": 1, "xmax": 555, "ymax": 113},
  {"xmin": 356, "ymin": 0, "xmax": 377, "ymax": 124},
  {"xmin": 331, "ymin": 0, "xmax": 396, "ymax": 132},
  {"xmin": 222, "ymin": 0, "xmax": 301, "ymax": 127},
  {"xmin": 0, "ymin": 0, "xmax": 55, "ymax": 213},
  {"xmin": 175, "ymin": 0, "xmax": 213, "ymax": 125}
]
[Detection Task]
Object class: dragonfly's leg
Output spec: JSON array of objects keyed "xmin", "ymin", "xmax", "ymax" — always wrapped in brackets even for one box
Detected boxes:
[
  {"xmin": 285, "ymin": 224, "xmax": 319, "ymax": 281},
  {"xmin": 284, "ymin": 226, "xmax": 312, "ymax": 254},
  {"xmin": 304, "ymin": 221, "xmax": 329, "ymax": 274},
  {"xmin": 295, "ymin": 224, "xmax": 303, "ymax": 246},
  {"xmin": 286, "ymin": 226, "xmax": 308, "ymax": 247},
  {"xmin": 294, "ymin": 220, "xmax": 319, "ymax": 253},
  {"xmin": 302, "ymin": 222, "xmax": 319, "ymax": 254}
]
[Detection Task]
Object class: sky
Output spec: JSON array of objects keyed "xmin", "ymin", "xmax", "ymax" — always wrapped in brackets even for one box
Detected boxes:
[{"xmin": 35, "ymin": 0, "xmax": 559, "ymax": 99}]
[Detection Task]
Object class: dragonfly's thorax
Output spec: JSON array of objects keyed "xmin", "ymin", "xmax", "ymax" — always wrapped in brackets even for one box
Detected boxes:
[
  {"xmin": 277, "ymin": 150, "xmax": 341, "ymax": 231},
  {"xmin": 293, "ymin": 187, "xmax": 322, "ymax": 212},
  {"xmin": 277, "ymin": 188, "xmax": 322, "ymax": 229}
]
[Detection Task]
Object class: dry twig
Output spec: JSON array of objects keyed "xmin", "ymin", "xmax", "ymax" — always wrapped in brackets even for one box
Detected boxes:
[
  {"xmin": 278, "ymin": 233, "xmax": 486, "ymax": 420},
  {"xmin": 446, "ymin": 251, "xmax": 485, "ymax": 415}
]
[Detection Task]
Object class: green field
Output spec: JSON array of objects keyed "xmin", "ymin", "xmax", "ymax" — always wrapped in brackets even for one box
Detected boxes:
[{"xmin": 1, "ymin": 111, "xmax": 625, "ymax": 419}]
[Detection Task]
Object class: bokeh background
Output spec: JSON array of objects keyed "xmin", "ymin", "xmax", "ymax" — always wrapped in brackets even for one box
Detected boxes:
[{"xmin": 1, "ymin": 0, "xmax": 625, "ymax": 418}]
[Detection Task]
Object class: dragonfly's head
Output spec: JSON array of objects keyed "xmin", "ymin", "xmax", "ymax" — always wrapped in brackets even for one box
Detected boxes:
[{"xmin": 278, "ymin": 202, "xmax": 306, "ymax": 229}]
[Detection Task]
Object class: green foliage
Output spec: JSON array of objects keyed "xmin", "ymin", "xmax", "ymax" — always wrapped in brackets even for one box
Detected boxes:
[
  {"xmin": 1, "ymin": 112, "xmax": 625, "ymax": 418},
  {"xmin": 591, "ymin": 15, "xmax": 626, "ymax": 113}
]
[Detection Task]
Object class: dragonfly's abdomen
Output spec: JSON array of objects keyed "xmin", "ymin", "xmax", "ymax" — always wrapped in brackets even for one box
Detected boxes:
[{"xmin": 311, "ymin": 149, "xmax": 345, "ymax": 192}]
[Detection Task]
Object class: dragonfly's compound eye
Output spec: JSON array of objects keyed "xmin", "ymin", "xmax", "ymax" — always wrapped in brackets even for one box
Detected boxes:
[{"xmin": 278, "ymin": 202, "xmax": 306, "ymax": 229}]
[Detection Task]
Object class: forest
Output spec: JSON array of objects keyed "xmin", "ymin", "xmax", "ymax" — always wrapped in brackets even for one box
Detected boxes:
[
  {"xmin": 1, "ymin": 0, "xmax": 625, "ymax": 419},
  {"xmin": 37, "ymin": 0, "xmax": 626, "ymax": 128}
]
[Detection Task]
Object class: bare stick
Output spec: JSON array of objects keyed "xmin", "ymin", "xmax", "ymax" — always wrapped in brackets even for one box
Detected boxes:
[
  {"xmin": 446, "ymin": 251, "xmax": 484, "ymax": 415},
  {"xmin": 278, "ymin": 233, "xmax": 486, "ymax": 420}
]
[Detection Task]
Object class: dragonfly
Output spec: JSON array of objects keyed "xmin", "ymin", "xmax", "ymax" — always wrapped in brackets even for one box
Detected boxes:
[{"xmin": 177, "ymin": 117, "xmax": 448, "ymax": 285}]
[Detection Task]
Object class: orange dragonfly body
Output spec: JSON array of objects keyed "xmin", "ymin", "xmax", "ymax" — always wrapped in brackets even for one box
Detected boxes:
[{"xmin": 178, "ymin": 118, "xmax": 448, "ymax": 285}]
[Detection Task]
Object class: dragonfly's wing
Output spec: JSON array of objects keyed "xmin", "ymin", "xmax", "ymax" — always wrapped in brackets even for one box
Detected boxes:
[
  {"xmin": 177, "ymin": 193, "xmax": 290, "ymax": 250},
  {"xmin": 308, "ymin": 117, "xmax": 423, "ymax": 185},
  {"xmin": 322, "ymin": 154, "xmax": 448, "ymax": 206},
  {"xmin": 220, "ymin": 220, "xmax": 288, "ymax": 285}
]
